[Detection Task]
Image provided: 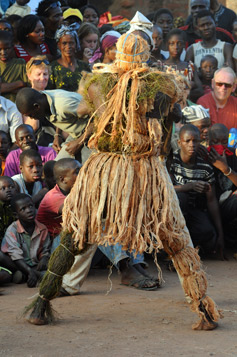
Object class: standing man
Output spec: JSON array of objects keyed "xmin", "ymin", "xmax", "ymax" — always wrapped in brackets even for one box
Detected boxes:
[
  {"xmin": 185, "ymin": 10, "xmax": 234, "ymax": 69},
  {"xmin": 180, "ymin": 0, "xmax": 234, "ymax": 46},
  {"xmin": 197, "ymin": 67, "xmax": 237, "ymax": 131}
]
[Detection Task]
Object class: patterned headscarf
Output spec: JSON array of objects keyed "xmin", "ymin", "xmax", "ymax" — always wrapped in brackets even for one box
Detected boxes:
[{"xmin": 55, "ymin": 24, "xmax": 80, "ymax": 51}]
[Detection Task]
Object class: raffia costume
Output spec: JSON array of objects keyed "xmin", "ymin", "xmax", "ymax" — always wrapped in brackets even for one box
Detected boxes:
[{"xmin": 25, "ymin": 34, "xmax": 222, "ymax": 330}]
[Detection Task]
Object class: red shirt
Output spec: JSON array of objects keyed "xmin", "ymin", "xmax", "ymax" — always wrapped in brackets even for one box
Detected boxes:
[
  {"xmin": 14, "ymin": 43, "xmax": 50, "ymax": 63},
  {"xmin": 36, "ymin": 184, "xmax": 65, "ymax": 238},
  {"xmin": 197, "ymin": 92, "xmax": 237, "ymax": 131}
]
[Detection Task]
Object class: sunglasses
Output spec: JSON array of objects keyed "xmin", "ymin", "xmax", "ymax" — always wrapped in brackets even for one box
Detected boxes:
[
  {"xmin": 215, "ymin": 82, "xmax": 233, "ymax": 89},
  {"xmin": 44, "ymin": 1, "xmax": 61, "ymax": 14},
  {"xmin": 29, "ymin": 59, "xmax": 50, "ymax": 69}
]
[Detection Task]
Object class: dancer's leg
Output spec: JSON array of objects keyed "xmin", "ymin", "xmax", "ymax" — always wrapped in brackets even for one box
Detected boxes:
[
  {"xmin": 25, "ymin": 231, "xmax": 88, "ymax": 325},
  {"xmin": 161, "ymin": 225, "xmax": 220, "ymax": 330}
]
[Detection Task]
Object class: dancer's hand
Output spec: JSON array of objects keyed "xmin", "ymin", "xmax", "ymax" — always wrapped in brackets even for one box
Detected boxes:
[
  {"xmin": 27, "ymin": 270, "xmax": 38, "ymax": 288},
  {"xmin": 191, "ymin": 181, "xmax": 211, "ymax": 193}
]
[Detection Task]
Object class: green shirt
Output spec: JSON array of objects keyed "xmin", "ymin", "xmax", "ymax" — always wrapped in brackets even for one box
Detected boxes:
[
  {"xmin": 43, "ymin": 89, "xmax": 88, "ymax": 138},
  {"xmin": 48, "ymin": 59, "xmax": 91, "ymax": 92},
  {"xmin": 0, "ymin": 58, "xmax": 28, "ymax": 102}
]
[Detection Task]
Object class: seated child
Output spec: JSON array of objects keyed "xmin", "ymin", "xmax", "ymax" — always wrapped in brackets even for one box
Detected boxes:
[
  {"xmin": 0, "ymin": 30, "xmax": 28, "ymax": 103},
  {"xmin": 207, "ymin": 124, "xmax": 237, "ymax": 246},
  {"xmin": 0, "ymin": 176, "xmax": 17, "ymax": 284},
  {"xmin": 41, "ymin": 160, "xmax": 56, "ymax": 190},
  {"xmin": 1, "ymin": 193, "xmax": 50, "ymax": 287},
  {"xmin": 182, "ymin": 105, "xmax": 211, "ymax": 147},
  {"xmin": 198, "ymin": 55, "xmax": 218, "ymax": 95},
  {"xmin": 0, "ymin": 130, "xmax": 10, "ymax": 175},
  {"xmin": 12, "ymin": 149, "xmax": 46, "ymax": 206},
  {"xmin": 37, "ymin": 158, "xmax": 81, "ymax": 240},
  {"xmin": 4, "ymin": 124, "xmax": 56, "ymax": 177},
  {"xmin": 170, "ymin": 124, "xmax": 224, "ymax": 256}
]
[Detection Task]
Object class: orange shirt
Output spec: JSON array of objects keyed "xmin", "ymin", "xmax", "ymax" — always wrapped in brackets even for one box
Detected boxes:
[
  {"xmin": 197, "ymin": 92, "xmax": 237, "ymax": 131},
  {"xmin": 1, "ymin": 160, "xmax": 5, "ymax": 176}
]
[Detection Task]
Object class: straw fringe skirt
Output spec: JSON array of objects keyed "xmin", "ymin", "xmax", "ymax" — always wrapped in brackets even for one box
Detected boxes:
[{"xmin": 62, "ymin": 152, "xmax": 222, "ymax": 328}]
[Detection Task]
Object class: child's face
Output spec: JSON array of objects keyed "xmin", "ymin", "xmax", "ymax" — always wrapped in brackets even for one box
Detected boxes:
[
  {"xmin": 20, "ymin": 156, "xmax": 43, "ymax": 183},
  {"xmin": 81, "ymin": 33, "xmax": 98, "ymax": 52},
  {"xmin": 168, "ymin": 35, "xmax": 184, "ymax": 58},
  {"xmin": 15, "ymin": 197, "xmax": 36, "ymax": 223},
  {"xmin": 0, "ymin": 178, "xmax": 16, "ymax": 202},
  {"xmin": 61, "ymin": 161, "xmax": 81, "ymax": 191},
  {"xmin": 209, "ymin": 131, "xmax": 228, "ymax": 147},
  {"xmin": 0, "ymin": 40, "xmax": 13, "ymax": 63},
  {"xmin": 0, "ymin": 133, "xmax": 10, "ymax": 158},
  {"xmin": 178, "ymin": 130, "xmax": 200, "ymax": 159},
  {"xmin": 105, "ymin": 44, "xmax": 116, "ymax": 62},
  {"xmin": 200, "ymin": 59, "xmax": 217, "ymax": 81},
  {"xmin": 193, "ymin": 118, "xmax": 211, "ymax": 143}
]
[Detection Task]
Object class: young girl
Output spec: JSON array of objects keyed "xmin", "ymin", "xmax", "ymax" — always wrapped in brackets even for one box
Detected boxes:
[
  {"xmin": 198, "ymin": 55, "xmax": 218, "ymax": 95},
  {"xmin": 78, "ymin": 22, "xmax": 100, "ymax": 66},
  {"xmin": 164, "ymin": 28, "xmax": 203, "ymax": 103}
]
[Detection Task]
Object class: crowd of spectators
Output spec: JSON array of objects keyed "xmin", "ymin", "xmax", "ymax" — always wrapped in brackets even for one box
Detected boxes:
[{"xmin": 0, "ymin": 0, "xmax": 236, "ymax": 293}]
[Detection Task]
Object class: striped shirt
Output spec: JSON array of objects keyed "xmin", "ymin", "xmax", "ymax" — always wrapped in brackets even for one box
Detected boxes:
[{"xmin": 170, "ymin": 151, "xmax": 215, "ymax": 207}]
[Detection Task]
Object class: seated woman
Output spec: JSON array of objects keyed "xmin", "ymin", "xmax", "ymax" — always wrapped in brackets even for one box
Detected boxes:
[
  {"xmin": 163, "ymin": 29, "xmax": 203, "ymax": 103},
  {"xmin": 77, "ymin": 22, "xmax": 100, "ymax": 66},
  {"xmin": 48, "ymin": 25, "xmax": 91, "ymax": 92},
  {"xmin": 25, "ymin": 55, "xmax": 55, "ymax": 145},
  {"xmin": 14, "ymin": 15, "xmax": 51, "ymax": 63}
]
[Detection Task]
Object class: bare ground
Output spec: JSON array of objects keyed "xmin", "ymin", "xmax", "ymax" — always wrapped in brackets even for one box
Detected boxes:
[{"xmin": 0, "ymin": 256, "xmax": 237, "ymax": 357}]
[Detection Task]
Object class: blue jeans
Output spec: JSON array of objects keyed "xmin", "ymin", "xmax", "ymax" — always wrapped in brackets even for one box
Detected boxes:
[{"xmin": 99, "ymin": 243, "xmax": 144, "ymax": 268}]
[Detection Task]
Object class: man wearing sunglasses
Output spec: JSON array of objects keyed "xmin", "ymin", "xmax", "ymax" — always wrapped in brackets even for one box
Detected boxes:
[{"xmin": 197, "ymin": 67, "xmax": 237, "ymax": 131}]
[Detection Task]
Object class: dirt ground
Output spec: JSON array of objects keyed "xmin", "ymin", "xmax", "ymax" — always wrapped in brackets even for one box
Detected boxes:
[{"xmin": 0, "ymin": 254, "xmax": 237, "ymax": 357}]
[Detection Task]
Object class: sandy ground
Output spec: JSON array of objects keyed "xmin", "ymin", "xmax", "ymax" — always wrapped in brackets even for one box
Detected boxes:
[{"xmin": 0, "ymin": 255, "xmax": 237, "ymax": 357}]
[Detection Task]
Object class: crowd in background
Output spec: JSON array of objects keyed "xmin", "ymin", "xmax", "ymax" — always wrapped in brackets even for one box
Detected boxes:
[{"xmin": 0, "ymin": 0, "xmax": 236, "ymax": 292}]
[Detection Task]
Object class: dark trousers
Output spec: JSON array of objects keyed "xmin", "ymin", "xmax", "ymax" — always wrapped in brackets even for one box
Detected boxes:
[
  {"xmin": 177, "ymin": 192, "xmax": 217, "ymax": 253},
  {"xmin": 220, "ymin": 193, "xmax": 237, "ymax": 244}
]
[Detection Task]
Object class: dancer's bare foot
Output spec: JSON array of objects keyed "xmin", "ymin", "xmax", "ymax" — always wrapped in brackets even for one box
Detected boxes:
[{"xmin": 119, "ymin": 259, "xmax": 159, "ymax": 290}]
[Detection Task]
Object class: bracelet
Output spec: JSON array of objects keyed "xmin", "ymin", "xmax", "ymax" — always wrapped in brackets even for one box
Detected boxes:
[
  {"xmin": 54, "ymin": 134, "xmax": 62, "ymax": 138},
  {"xmin": 223, "ymin": 167, "xmax": 232, "ymax": 176}
]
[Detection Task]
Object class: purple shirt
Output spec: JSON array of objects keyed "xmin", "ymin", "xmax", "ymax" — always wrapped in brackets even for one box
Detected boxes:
[{"xmin": 4, "ymin": 146, "xmax": 56, "ymax": 177}]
